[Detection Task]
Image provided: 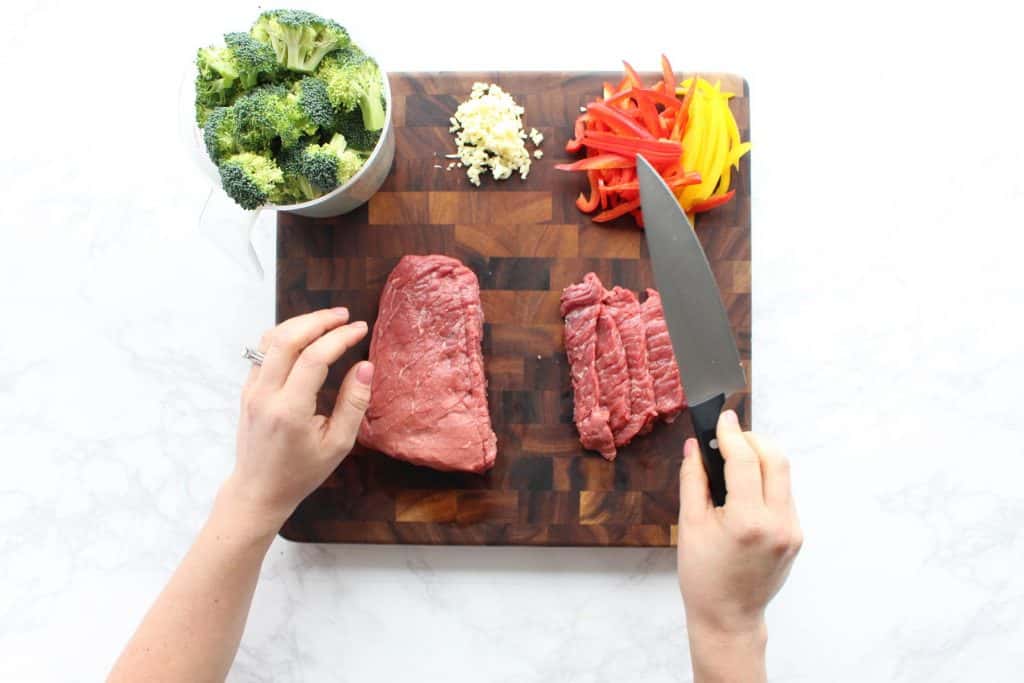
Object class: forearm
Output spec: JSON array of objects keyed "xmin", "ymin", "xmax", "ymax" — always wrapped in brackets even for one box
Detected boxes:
[
  {"xmin": 687, "ymin": 619, "xmax": 767, "ymax": 683},
  {"xmin": 108, "ymin": 479, "xmax": 284, "ymax": 683}
]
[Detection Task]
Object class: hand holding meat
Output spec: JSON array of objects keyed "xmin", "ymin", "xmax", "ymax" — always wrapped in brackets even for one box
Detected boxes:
[
  {"xmin": 231, "ymin": 308, "xmax": 374, "ymax": 526},
  {"xmin": 677, "ymin": 410, "xmax": 802, "ymax": 683}
]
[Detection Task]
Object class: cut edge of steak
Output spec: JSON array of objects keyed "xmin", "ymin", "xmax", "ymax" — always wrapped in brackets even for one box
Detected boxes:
[
  {"xmin": 603, "ymin": 286, "xmax": 658, "ymax": 445},
  {"xmin": 357, "ymin": 254, "xmax": 498, "ymax": 473},
  {"xmin": 560, "ymin": 272, "xmax": 616, "ymax": 460},
  {"xmin": 595, "ymin": 306, "xmax": 630, "ymax": 441},
  {"xmin": 641, "ymin": 288, "xmax": 687, "ymax": 422}
]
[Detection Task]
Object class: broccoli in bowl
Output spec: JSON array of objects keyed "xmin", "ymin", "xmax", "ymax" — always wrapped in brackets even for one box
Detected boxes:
[{"xmin": 194, "ymin": 9, "xmax": 387, "ymax": 210}]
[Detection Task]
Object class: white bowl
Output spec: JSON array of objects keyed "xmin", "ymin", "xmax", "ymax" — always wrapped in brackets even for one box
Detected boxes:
[{"xmin": 181, "ymin": 59, "xmax": 395, "ymax": 218}]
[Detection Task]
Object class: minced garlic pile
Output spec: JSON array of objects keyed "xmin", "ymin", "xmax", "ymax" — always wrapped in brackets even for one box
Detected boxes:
[{"xmin": 448, "ymin": 83, "xmax": 542, "ymax": 186}]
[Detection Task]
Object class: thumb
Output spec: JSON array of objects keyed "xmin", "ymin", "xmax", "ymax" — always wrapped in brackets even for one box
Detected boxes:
[
  {"xmin": 679, "ymin": 437, "xmax": 711, "ymax": 524},
  {"xmin": 325, "ymin": 361, "xmax": 374, "ymax": 457}
]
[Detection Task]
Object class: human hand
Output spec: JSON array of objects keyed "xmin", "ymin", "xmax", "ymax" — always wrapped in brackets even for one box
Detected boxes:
[
  {"xmin": 227, "ymin": 308, "xmax": 373, "ymax": 529},
  {"xmin": 677, "ymin": 410, "xmax": 802, "ymax": 680}
]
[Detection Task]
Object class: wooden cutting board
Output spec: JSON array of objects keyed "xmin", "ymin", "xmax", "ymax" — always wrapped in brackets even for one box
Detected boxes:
[{"xmin": 276, "ymin": 71, "xmax": 751, "ymax": 546}]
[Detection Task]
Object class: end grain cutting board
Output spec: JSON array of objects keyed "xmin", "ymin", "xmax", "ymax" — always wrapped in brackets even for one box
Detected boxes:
[{"xmin": 276, "ymin": 71, "xmax": 751, "ymax": 546}]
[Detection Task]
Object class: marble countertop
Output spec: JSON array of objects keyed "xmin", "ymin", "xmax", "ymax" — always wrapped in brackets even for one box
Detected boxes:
[{"xmin": 2, "ymin": 1, "xmax": 1022, "ymax": 681}]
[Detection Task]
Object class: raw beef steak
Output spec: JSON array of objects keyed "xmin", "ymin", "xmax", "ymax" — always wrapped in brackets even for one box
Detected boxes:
[
  {"xmin": 603, "ymin": 286, "xmax": 658, "ymax": 444},
  {"xmin": 560, "ymin": 272, "xmax": 616, "ymax": 459},
  {"xmin": 641, "ymin": 289, "xmax": 687, "ymax": 422},
  {"xmin": 357, "ymin": 255, "xmax": 497, "ymax": 473}
]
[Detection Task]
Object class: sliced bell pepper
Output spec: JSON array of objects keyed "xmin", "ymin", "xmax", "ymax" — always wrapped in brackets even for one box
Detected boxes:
[
  {"xmin": 586, "ymin": 102, "xmax": 655, "ymax": 139},
  {"xmin": 622, "ymin": 61, "xmax": 643, "ymax": 88},
  {"xmin": 606, "ymin": 88, "xmax": 681, "ymax": 110},
  {"xmin": 691, "ymin": 189, "xmax": 735, "ymax": 213},
  {"xmin": 593, "ymin": 197, "xmax": 642, "ymax": 222},
  {"xmin": 635, "ymin": 92, "xmax": 665, "ymax": 137},
  {"xmin": 575, "ymin": 170, "xmax": 601, "ymax": 213},
  {"xmin": 603, "ymin": 171, "xmax": 701, "ymax": 193},
  {"xmin": 554, "ymin": 154, "xmax": 635, "ymax": 172},
  {"xmin": 578, "ymin": 131, "xmax": 682, "ymax": 160},
  {"xmin": 660, "ymin": 55, "xmax": 675, "ymax": 96}
]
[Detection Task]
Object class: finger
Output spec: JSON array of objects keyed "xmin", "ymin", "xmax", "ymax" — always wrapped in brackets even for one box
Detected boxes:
[
  {"xmin": 744, "ymin": 432, "xmax": 792, "ymax": 509},
  {"xmin": 244, "ymin": 328, "xmax": 274, "ymax": 388},
  {"xmin": 717, "ymin": 410, "xmax": 764, "ymax": 507},
  {"xmin": 679, "ymin": 437, "xmax": 711, "ymax": 524},
  {"xmin": 282, "ymin": 321, "xmax": 369, "ymax": 405},
  {"xmin": 324, "ymin": 361, "xmax": 374, "ymax": 457},
  {"xmin": 258, "ymin": 308, "xmax": 349, "ymax": 389}
]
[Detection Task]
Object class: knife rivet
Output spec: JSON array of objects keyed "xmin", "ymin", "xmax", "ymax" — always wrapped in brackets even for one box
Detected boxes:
[{"xmin": 709, "ymin": 438, "xmax": 719, "ymax": 449}]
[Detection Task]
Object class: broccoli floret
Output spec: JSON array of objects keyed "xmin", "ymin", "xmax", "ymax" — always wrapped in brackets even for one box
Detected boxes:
[
  {"xmin": 218, "ymin": 153, "xmax": 284, "ymax": 210},
  {"xmin": 223, "ymin": 32, "xmax": 280, "ymax": 88},
  {"xmin": 251, "ymin": 9, "xmax": 349, "ymax": 73},
  {"xmin": 203, "ymin": 107, "xmax": 238, "ymax": 163},
  {"xmin": 334, "ymin": 107, "xmax": 382, "ymax": 151},
  {"xmin": 194, "ymin": 35, "xmax": 281, "ymax": 126},
  {"xmin": 317, "ymin": 46, "xmax": 387, "ymax": 131},
  {"xmin": 292, "ymin": 77, "xmax": 335, "ymax": 131},
  {"xmin": 232, "ymin": 85, "xmax": 316, "ymax": 151},
  {"xmin": 300, "ymin": 133, "xmax": 364, "ymax": 192},
  {"xmin": 276, "ymin": 144, "xmax": 319, "ymax": 203},
  {"xmin": 195, "ymin": 45, "xmax": 240, "ymax": 125}
]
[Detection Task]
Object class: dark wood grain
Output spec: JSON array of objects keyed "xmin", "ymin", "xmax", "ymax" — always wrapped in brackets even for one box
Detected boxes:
[{"xmin": 277, "ymin": 71, "xmax": 752, "ymax": 546}]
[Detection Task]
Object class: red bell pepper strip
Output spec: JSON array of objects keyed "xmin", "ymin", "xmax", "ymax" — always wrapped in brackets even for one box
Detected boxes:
[
  {"xmin": 578, "ymin": 132, "xmax": 682, "ymax": 162},
  {"xmin": 587, "ymin": 102, "xmax": 655, "ymax": 139},
  {"xmin": 635, "ymin": 91, "xmax": 665, "ymax": 137},
  {"xmin": 565, "ymin": 113, "xmax": 592, "ymax": 153},
  {"xmin": 631, "ymin": 209, "xmax": 645, "ymax": 228},
  {"xmin": 554, "ymin": 153, "xmax": 635, "ymax": 171},
  {"xmin": 604, "ymin": 171, "xmax": 701, "ymax": 192},
  {"xmin": 671, "ymin": 76, "xmax": 697, "ymax": 140},
  {"xmin": 575, "ymin": 171, "xmax": 601, "ymax": 213},
  {"xmin": 660, "ymin": 55, "xmax": 676, "ymax": 96},
  {"xmin": 607, "ymin": 87, "xmax": 680, "ymax": 110},
  {"xmin": 622, "ymin": 61, "xmax": 643, "ymax": 88},
  {"xmin": 691, "ymin": 190, "xmax": 736, "ymax": 213},
  {"xmin": 593, "ymin": 197, "xmax": 642, "ymax": 222},
  {"xmin": 598, "ymin": 179, "xmax": 609, "ymax": 210}
]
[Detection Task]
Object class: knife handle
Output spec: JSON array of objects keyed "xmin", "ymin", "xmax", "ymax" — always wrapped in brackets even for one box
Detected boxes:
[{"xmin": 689, "ymin": 394, "xmax": 728, "ymax": 507}]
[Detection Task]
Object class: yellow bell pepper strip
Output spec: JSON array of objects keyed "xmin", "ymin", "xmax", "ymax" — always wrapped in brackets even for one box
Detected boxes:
[{"xmin": 674, "ymin": 76, "xmax": 751, "ymax": 215}]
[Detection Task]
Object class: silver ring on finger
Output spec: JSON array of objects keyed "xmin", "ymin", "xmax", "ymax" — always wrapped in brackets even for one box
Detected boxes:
[{"xmin": 242, "ymin": 346, "xmax": 265, "ymax": 366}]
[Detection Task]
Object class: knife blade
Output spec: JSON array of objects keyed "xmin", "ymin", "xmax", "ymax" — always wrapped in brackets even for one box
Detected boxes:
[{"xmin": 637, "ymin": 155, "xmax": 746, "ymax": 506}]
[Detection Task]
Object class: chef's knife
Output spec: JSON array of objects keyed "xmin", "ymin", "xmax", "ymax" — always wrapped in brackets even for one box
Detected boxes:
[{"xmin": 637, "ymin": 155, "xmax": 746, "ymax": 507}]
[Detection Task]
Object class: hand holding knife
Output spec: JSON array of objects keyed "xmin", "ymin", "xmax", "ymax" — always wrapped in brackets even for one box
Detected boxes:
[{"xmin": 637, "ymin": 155, "xmax": 747, "ymax": 506}]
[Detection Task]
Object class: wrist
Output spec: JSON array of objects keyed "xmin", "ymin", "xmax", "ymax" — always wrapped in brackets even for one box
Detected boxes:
[
  {"xmin": 686, "ymin": 614, "xmax": 767, "ymax": 683},
  {"xmin": 215, "ymin": 476, "xmax": 293, "ymax": 541}
]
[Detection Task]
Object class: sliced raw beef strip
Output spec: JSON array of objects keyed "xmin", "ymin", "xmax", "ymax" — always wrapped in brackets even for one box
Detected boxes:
[
  {"xmin": 603, "ymin": 286, "xmax": 658, "ymax": 444},
  {"xmin": 357, "ymin": 254, "xmax": 498, "ymax": 473},
  {"xmin": 560, "ymin": 272, "xmax": 616, "ymax": 459},
  {"xmin": 595, "ymin": 307, "xmax": 630, "ymax": 448},
  {"xmin": 641, "ymin": 288, "xmax": 687, "ymax": 422}
]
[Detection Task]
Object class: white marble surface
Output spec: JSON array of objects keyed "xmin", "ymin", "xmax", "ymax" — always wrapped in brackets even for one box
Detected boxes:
[{"xmin": 2, "ymin": 1, "xmax": 1023, "ymax": 681}]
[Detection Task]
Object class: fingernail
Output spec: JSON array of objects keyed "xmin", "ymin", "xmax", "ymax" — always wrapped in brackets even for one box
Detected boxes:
[
  {"xmin": 719, "ymin": 409, "xmax": 739, "ymax": 429},
  {"xmin": 331, "ymin": 307, "xmax": 348, "ymax": 318},
  {"xmin": 683, "ymin": 437, "xmax": 698, "ymax": 458},
  {"xmin": 353, "ymin": 320, "xmax": 368, "ymax": 331},
  {"xmin": 355, "ymin": 361, "xmax": 374, "ymax": 385}
]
